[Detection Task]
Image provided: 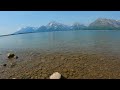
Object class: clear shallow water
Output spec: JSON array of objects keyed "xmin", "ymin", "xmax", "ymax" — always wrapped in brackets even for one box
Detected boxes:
[{"xmin": 0, "ymin": 30, "xmax": 120, "ymax": 54}]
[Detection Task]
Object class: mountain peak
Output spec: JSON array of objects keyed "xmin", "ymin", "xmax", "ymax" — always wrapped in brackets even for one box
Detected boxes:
[
  {"xmin": 89, "ymin": 18, "xmax": 120, "ymax": 29},
  {"xmin": 73, "ymin": 22, "xmax": 85, "ymax": 26},
  {"xmin": 96, "ymin": 18, "xmax": 109, "ymax": 21},
  {"xmin": 96, "ymin": 18, "xmax": 117, "ymax": 22},
  {"xmin": 47, "ymin": 21, "xmax": 62, "ymax": 26},
  {"xmin": 13, "ymin": 18, "xmax": 120, "ymax": 34}
]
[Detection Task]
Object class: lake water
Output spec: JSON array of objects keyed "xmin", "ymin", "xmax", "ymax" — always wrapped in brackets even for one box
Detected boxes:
[{"xmin": 0, "ymin": 30, "xmax": 120, "ymax": 55}]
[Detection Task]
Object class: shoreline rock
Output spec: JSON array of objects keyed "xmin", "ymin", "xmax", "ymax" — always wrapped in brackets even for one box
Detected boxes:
[
  {"xmin": 7, "ymin": 53, "xmax": 15, "ymax": 59},
  {"xmin": 3, "ymin": 64, "xmax": 7, "ymax": 67},
  {"xmin": 14, "ymin": 56, "xmax": 18, "ymax": 59},
  {"xmin": 49, "ymin": 72, "xmax": 61, "ymax": 79}
]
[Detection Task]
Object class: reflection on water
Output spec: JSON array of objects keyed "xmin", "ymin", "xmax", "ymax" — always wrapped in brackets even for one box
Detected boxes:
[{"xmin": 0, "ymin": 30, "xmax": 120, "ymax": 54}]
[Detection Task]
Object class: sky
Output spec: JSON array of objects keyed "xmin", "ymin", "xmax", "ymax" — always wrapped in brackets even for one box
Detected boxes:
[{"xmin": 0, "ymin": 11, "xmax": 120, "ymax": 35}]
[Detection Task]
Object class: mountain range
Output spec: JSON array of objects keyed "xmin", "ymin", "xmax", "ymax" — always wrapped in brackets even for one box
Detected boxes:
[{"xmin": 14, "ymin": 18, "xmax": 120, "ymax": 34}]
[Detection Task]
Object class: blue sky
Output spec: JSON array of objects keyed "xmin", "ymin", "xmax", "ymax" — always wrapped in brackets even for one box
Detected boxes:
[{"xmin": 0, "ymin": 11, "xmax": 120, "ymax": 35}]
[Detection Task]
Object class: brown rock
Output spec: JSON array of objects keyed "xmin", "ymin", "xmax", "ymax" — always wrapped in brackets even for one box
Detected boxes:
[{"xmin": 7, "ymin": 53, "xmax": 15, "ymax": 59}]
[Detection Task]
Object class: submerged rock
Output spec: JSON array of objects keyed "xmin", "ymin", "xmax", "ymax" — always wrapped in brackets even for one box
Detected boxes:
[
  {"xmin": 49, "ymin": 72, "xmax": 61, "ymax": 79},
  {"xmin": 7, "ymin": 53, "xmax": 15, "ymax": 59},
  {"xmin": 14, "ymin": 56, "xmax": 18, "ymax": 59},
  {"xmin": 3, "ymin": 64, "xmax": 7, "ymax": 67}
]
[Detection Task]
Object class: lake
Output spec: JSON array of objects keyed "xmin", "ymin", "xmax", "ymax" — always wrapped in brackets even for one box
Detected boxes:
[
  {"xmin": 0, "ymin": 30, "xmax": 120, "ymax": 55},
  {"xmin": 1, "ymin": 30, "xmax": 120, "ymax": 79}
]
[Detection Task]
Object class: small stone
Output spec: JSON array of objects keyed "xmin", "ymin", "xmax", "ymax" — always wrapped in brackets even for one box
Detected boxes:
[
  {"xmin": 100, "ymin": 58, "xmax": 104, "ymax": 60},
  {"xmin": 15, "ymin": 56, "xmax": 18, "ymax": 59},
  {"xmin": 1, "ymin": 70, "xmax": 5, "ymax": 73},
  {"xmin": 63, "ymin": 69, "xmax": 68, "ymax": 73},
  {"xmin": 31, "ymin": 77, "xmax": 34, "ymax": 79},
  {"xmin": 69, "ymin": 73, "xmax": 73, "ymax": 76},
  {"xmin": 35, "ymin": 76, "xmax": 38, "ymax": 79},
  {"xmin": 61, "ymin": 57, "xmax": 65, "ymax": 60},
  {"xmin": 71, "ymin": 69, "xmax": 75, "ymax": 72},
  {"xmin": 12, "ymin": 78, "xmax": 16, "ymax": 79},
  {"xmin": 7, "ymin": 53, "xmax": 15, "ymax": 59},
  {"xmin": 3, "ymin": 64, "xmax": 7, "ymax": 67},
  {"xmin": 41, "ymin": 77, "xmax": 45, "ymax": 79},
  {"xmin": 49, "ymin": 72, "xmax": 61, "ymax": 79},
  {"xmin": 10, "ymin": 63, "xmax": 16, "ymax": 68}
]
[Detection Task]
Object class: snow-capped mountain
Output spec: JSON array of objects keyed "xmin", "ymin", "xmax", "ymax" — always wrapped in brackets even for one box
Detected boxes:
[
  {"xmin": 71, "ymin": 22, "xmax": 87, "ymax": 30},
  {"xmin": 13, "ymin": 18, "xmax": 120, "ymax": 34},
  {"xmin": 89, "ymin": 18, "xmax": 120, "ymax": 29},
  {"xmin": 36, "ymin": 26, "xmax": 48, "ymax": 32},
  {"xmin": 46, "ymin": 21, "xmax": 70, "ymax": 31},
  {"xmin": 14, "ymin": 27, "xmax": 38, "ymax": 34},
  {"xmin": 14, "ymin": 21, "xmax": 71, "ymax": 34}
]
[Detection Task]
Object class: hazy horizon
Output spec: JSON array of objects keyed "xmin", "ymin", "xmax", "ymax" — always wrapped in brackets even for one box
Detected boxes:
[{"xmin": 0, "ymin": 11, "xmax": 120, "ymax": 35}]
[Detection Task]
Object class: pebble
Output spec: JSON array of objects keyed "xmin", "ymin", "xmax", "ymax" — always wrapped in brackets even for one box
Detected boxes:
[
  {"xmin": 31, "ymin": 77, "xmax": 34, "ymax": 79},
  {"xmin": 49, "ymin": 72, "xmax": 61, "ymax": 79},
  {"xmin": 12, "ymin": 78, "xmax": 16, "ymax": 79},
  {"xmin": 10, "ymin": 63, "xmax": 16, "ymax": 68},
  {"xmin": 61, "ymin": 57, "xmax": 65, "ymax": 60},
  {"xmin": 3, "ymin": 64, "xmax": 7, "ymax": 67},
  {"xmin": 69, "ymin": 73, "xmax": 73, "ymax": 76},
  {"xmin": 15, "ymin": 56, "xmax": 18, "ymax": 59},
  {"xmin": 1, "ymin": 70, "xmax": 5, "ymax": 73},
  {"xmin": 63, "ymin": 69, "xmax": 68, "ymax": 73}
]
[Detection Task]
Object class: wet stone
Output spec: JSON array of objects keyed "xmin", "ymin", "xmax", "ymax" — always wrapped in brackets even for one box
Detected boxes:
[
  {"xmin": 7, "ymin": 53, "xmax": 15, "ymax": 59},
  {"xmin": 15, "ymin": 56, "xmax": 18, "ymax": 59},
  {"xmin": 3, "ymin": 64, "xmax": 7, "ymax": 67}
]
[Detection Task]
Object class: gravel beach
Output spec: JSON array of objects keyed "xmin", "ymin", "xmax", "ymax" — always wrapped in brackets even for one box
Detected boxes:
[{"xmin": 0, "ymin": 48, "xmax": 120, "ymax": 79}]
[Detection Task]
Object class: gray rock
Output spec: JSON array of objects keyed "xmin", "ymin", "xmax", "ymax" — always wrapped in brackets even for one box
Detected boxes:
[{"xmin": 49, "ymin": 72, "xmax": 61, "ymax": 79}]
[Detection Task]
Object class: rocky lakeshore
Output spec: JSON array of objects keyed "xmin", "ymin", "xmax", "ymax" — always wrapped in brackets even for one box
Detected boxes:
[{"xmin": 0, "ymin": 49, "xmax": 120, "ymax": 79}]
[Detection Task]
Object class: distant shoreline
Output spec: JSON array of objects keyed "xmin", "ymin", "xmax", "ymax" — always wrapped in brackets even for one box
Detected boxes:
[{"xmin": 0, "ymin": 29, "xmax": 119, "ymax": 37}]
